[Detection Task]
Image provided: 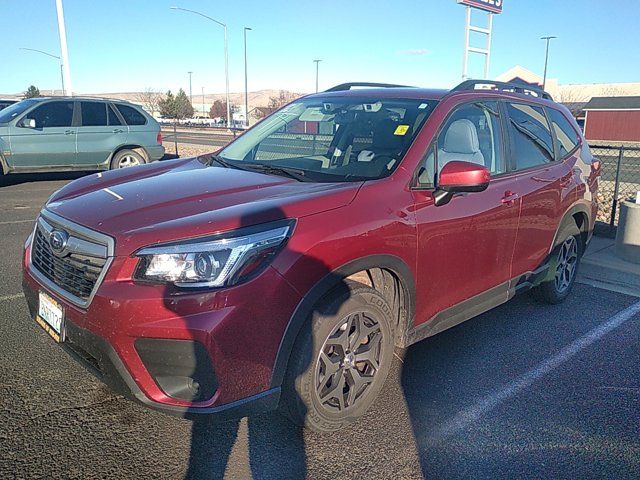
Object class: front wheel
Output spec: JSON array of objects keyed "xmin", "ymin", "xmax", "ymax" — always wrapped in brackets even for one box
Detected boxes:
[
  {"xmin": 532, "ymin": 223, "xmax": 582, "ymax": 304},
  {"xmin": 280, "ymin": 282, "xmax": 395, "ymax": 433},
  {"xmin": 110, "ymin": 149, "xmax": 146, "ymax": 170}
]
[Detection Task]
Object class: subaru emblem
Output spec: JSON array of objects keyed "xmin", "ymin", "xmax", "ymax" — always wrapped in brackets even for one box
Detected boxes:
[{"xmin": 49, "ymin": 230, "xmax": 69, "ymax": 256}]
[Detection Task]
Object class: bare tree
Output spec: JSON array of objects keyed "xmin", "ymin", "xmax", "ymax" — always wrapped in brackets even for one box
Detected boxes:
[
  {"xmin": 136, "ymin": 88, "xmax": 163, "ymax": 116},
  {"xmin": 267, "ymin": 90, "xmax": 299, "ymax": 109}
]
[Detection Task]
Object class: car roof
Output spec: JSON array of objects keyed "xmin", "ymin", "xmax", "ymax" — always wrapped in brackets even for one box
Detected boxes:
[{"xmin": 23, "ymin": 96, "xmax": 136, "ymax": 104}]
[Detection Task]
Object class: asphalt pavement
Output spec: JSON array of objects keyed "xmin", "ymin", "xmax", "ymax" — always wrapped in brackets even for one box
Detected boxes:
[{"xmin": 0, "ymin": 171, "xmax": 638, "ymax": 479}]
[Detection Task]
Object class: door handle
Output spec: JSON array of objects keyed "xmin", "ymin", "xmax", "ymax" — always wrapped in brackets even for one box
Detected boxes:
[
  {"xmin": 64, "ymin": 130, "xmax": 75, "ymax": 135},
  {"xmin": 112, "ymin": 128, "xmax": 124, "ymax": 133},
  {"xmin": 501, "ymin": 190, "xmax": 519, "ymax": 206}
]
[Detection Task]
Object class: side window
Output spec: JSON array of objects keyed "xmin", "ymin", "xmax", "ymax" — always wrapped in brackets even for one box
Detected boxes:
[
  {"xmin": 116, "ymin": 104, "xmax": 147, "ymax": 126},
  {"xmin": 547, "ymin": 107, "xmax": 580, "ymax": 158},
  {"xmin": 506, "ymin": 103, "xmax": 554, "ymax": 169},
  {"xmin": 28, "ymin": 101, "xmax": 74, "ymax": 128},
  {"xmin": 80, "ymin": 102, "xmax": 107, "ymax": 126},
  {"xmin": 108, "ymin": 105, "xmax": 123, "ymax": 126},
  {"xmin": 436, "ymin": 101, "xmax": 505, "ymax": 176}
]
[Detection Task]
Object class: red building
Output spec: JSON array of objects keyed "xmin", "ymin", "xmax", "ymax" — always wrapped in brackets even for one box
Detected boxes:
[{"xmin": 584, "ymin": 96, "xmax": 640, "ymax": 143}]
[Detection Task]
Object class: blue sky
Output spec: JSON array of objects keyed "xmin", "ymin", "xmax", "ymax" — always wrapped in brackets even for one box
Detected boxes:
[{"xmin": 1, "ymin": 0, "xmax": 639, "ymax": 95}]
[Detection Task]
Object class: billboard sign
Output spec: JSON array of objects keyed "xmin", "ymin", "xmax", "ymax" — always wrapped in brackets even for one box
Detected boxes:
[{"xmin": 457, "ymin": 0, "xmax": 503, "ymax": 14}]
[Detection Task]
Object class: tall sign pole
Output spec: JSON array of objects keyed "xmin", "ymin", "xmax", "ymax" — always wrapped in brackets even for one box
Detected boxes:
[
  {"xmin": 55, "ymin": 0, "xmax": 73, "ymax": 96},
  {"xmin": 458, "ymin": 0, "xmax": 503, "ymax": 80}
]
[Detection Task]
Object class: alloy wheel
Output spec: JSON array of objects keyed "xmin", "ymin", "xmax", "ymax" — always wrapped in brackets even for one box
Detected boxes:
[
  {"xmin": 118, "ymin": 154, "xmax": 141, "ymax": 168},
  {"xmin": 555, "ymin": 236, "xmax": 578, "ymax": 293},
  {"xmin": 314, "ymin": 311, "xmax": 383, "ymax": 413}
]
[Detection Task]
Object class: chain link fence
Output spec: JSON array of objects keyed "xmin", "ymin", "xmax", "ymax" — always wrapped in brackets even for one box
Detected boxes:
[{"xmin": 590, "ymin": 144, "xmax": 640, "ymax": 227}]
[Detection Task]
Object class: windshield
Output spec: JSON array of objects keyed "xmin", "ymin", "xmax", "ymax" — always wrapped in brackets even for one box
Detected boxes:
[
  {"xmin": 0, "ymin": 99, "xmax": 40, "ymax": 124},
  {"xmin": 219, "ymin": 96, "xmax": 438, "ymax": 182}
]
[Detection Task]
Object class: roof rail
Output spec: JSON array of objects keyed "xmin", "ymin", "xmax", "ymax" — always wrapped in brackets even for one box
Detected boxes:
[
  {"xmin": 325, "ymin": 82, "xmax": 413, "ymax": 92},
  {"xmin": 451, "ymin": 79, "xmax": 554, "ymax": 101}
]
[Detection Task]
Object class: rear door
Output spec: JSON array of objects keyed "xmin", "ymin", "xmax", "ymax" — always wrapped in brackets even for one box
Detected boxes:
[
  {"xmin": 76, "ymin": 101, "xmax": 128, "ymax": 166},
  {"xmin": 413, "ymin": 100, "xmax": 521, "ymax": 327},
  {"xmin": 8, "ymin": 100, "xmax": 77, "ymax": 168},
  {"xmin": 505, "ymin": 102, "xmax": 572, "ymax": 277},
  {"xmin": 114, "ymin": 103, "xmax": 153, "ymax": 146}
]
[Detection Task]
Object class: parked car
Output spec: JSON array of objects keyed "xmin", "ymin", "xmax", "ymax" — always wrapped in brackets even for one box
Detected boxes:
[
  {"xmin": 0, "ymin": 97, "xmax": 164, "ymax": 176},
  {"xmin": 0, "ymin": 99, "xmax": 18, "ymax": 111},
  {"xmin": 22, "ymin": 80, "xmax": 599, "ymax": 432}
]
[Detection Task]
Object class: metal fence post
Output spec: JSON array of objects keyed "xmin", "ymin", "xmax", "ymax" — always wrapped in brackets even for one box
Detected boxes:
[{"xmin": 610, "ymin": 145, "xmax": 625, "ymax": 227}]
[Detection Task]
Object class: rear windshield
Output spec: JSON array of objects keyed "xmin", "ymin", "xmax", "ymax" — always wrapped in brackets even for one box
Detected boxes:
[
  {"xmin": 219, "ymin": 96, "xmax": 438, "ymax": 182},
  {"xmin": 0, "ymin": 99, "xmax": 40, "ymax": 124}
]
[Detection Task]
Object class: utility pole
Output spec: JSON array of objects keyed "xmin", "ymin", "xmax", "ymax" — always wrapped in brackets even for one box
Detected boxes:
[
  {"xmin": 188, "ymin": 71, "xmax": 193, "ymax": 103},
  {"xmin": 244, "ymin": 27, "xmax": 252, "ymax": 128},
  {"xmin": 202, "ymin": 86, "xmax": 205, "ymax": 117},
  {"xmin": 55, "ymin": 0, "xmax": 72, "ymax": 95},
  {"xmin": 541, "ymin": 36, "xmax": 557, "ymax": 90},
  {"xmin": 313, "ymin": 59, "xmax": 322, "ymax": 93}
]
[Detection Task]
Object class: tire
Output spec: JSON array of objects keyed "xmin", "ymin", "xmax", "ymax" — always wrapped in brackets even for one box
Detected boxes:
[
  {"xmin": 280, "ymin": 281, "xmax": 396, "ymax": 433},
  {"xmin": 532, "ymin": 222, "xmax": 583, "ymax": 304},
  {"xmin": 110, "ymin": 149, "xmax": 146, "ymax": 170}
]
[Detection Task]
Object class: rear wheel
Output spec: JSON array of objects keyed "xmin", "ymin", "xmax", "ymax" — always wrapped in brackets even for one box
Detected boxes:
[
  {"xmin": 532, "ymin": 223, "xmax": 582, "ymax": 304},
  {"xmin": 280, "ymin": 282, "xmax": 395, "ymax": 432},
  {"xmin": 110, "ymin": 149, "xmax": 146, "ymax": 170}
]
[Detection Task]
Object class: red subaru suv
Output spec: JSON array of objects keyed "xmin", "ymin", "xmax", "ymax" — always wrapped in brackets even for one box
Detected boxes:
[{"xmin": 22, "ymin": 80, "xmax": 599, "ymax": 432}]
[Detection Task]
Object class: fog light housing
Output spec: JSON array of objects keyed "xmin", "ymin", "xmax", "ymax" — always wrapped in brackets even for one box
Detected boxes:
[{"xmin": 135, "ymin": 338, "xmax": 217, "ymax": 402}]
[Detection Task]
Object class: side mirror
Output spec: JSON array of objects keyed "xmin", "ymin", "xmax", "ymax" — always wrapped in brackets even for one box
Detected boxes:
[
  {"xmin": 20, "ymin": 118, "xmax": 36, "ymax": 129},
  {"xmin": 434, "ymin": 161, "xmax": 490, "ymax": 207}
]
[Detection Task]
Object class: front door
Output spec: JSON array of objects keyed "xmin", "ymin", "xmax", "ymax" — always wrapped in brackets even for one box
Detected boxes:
[
  {"xmin": 413, "ymin": 100, "xmax": 521, "ymax": 330},
  {"xmin": 8, "ymin": 100, "xmax": 77, "ymax": 168}
]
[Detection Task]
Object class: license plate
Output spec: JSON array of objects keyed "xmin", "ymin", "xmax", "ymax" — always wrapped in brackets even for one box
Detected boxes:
[{"xmin": 36, "ymin": 291, "xmax": 64, "ymax": 343}]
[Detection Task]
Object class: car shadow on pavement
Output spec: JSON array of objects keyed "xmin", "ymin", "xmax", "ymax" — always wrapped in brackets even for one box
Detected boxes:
[
  {"xmin": 0, "ymin": 171, "xmax": 94, "ymax": 187},
  {"xmin": 156, "ymin": 204, "xmax": 351, "ymax": 479},
  {"xmin": 399, "ymin": 285, "xmax": 640, "ymax": 479}
]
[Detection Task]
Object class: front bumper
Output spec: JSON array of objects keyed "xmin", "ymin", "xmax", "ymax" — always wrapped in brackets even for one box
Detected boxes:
[{"xmin": 22, "ymin": 239, "xmax": 301, "ymax": 418}]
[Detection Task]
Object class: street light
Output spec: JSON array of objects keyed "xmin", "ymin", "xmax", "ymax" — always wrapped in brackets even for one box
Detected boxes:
[
  {"xmin": 171, "ymin": 6, "xmax": 230, "ymax": 128},
  {"xmin": 541, "ymin": 36, "xmax": 557, "ymax": 90},
  {"xmin": 19, "ymin": 48, "xmax": 65, "ymax": 94},
  {"xmin": 188, "ymin": 71, "xmax": 193, "ymax": 103},
  {"xmin": 244, "ymin": 27, "xmax": 252, "ymax": 128},
  {"xmin": 313, "ymin": 59, "xmax": 322, "ymax": 93}
]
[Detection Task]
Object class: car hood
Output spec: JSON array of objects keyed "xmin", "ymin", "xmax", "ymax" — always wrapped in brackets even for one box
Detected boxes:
[{"xmin": 46, "ymin": 157, "xmax": 362, "ymax": 255}]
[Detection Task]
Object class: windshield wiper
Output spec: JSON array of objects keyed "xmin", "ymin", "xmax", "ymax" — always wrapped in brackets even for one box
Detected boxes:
[
  {"xmin": 240, "ymin": 163, "xmax": 312, "ymax": 182},
  {"xmin": 203, "ymin": 154, "xmax": 245, "ymax": 170}
]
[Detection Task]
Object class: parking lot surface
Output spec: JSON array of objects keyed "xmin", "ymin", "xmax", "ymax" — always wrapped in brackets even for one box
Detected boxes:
[{"xmin": 1, "ymin": 172, "xmax": 639, "ymax": 479}]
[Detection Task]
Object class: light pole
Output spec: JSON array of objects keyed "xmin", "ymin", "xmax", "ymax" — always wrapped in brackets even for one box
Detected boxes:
[
  {"xmin": 171, "ymin": 6, "xmax": 230, "ymax": 128},
  {"xmin": 188, "ymin": 71, "xmax": 193, "ymax": 103},
  {"xmin": 244, "ymin": 27, "xmax": 252, "ymax": 128},
  {"xmin": 55, "ymin": 0, "xmax": 72, "ymax": 95},
  {"xmin": 541, "ymin": 36, "xmax": 557, "ymax": 90},
  {"xmin": 202, "ymin": 86, "xmax": 205, "ymax": 117},
  {"xmin": 313, "ymin": 59, "xmax": 322, "ymax": 93},
  {"xmin": 19, "ymin": 48, "xmax": 65, "ymax": 94}
]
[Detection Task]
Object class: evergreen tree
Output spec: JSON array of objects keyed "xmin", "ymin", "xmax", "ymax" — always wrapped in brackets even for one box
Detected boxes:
[{"xmin": 24, "ymin": 85, "xmax": 41, "ymax": 98}]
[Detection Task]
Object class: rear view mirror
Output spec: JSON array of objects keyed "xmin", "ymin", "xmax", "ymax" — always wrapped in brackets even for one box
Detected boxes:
[
  {"xmin": 434, "ymin": 161, "xmax": 490, "ymax": 206},
  {"xmin": 21, "ymin": 118, "xmax": 36, "ymax": 129}
]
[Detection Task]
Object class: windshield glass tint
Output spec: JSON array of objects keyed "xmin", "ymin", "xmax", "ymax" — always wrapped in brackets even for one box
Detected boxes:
[
  {"xmin": 0, "ymin": 99, "xmax": 39, "ymax": 123},
  {"xmin": 220, "ymin": 97, "xmax": 438, "ymax": 182}
]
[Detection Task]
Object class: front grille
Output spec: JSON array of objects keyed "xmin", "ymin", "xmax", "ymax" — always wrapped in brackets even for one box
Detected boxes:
[{"xmin": 30, "ymin": 212, "xmax": 113, "ymax": 306}]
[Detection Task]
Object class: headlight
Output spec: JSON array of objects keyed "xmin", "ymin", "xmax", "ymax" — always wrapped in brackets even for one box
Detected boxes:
[{"xmin": 134, "ymin": 222, "xmax": 293, "ymax": 288}]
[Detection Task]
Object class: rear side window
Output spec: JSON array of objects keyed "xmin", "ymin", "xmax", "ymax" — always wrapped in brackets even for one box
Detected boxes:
[
  {"xmin": 28, "ymin": 101, "xmax": 74, "ymax": 128},
  {"xmin": 507, "ymin": 103, "xmax": 554, "ymax": 170},
  {"xmin": 547, "ymin": 107, "xmax": 580, "ymax": 157},
  {"xmin": 108, "ymin": 105, "xmax": 123, "ymax": 126},
  {"xmin": 81, "ymin": 101, "xmax": 107, "ymax": 126},
  {"xmin": 116, "ymin": 104, "xmax": 147, "ymax": 126}
]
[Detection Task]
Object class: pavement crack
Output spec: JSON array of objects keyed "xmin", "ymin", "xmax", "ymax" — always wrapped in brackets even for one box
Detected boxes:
[{"xmin": 29, "ymin": 395, "xmax": 124, "ymax": 420}]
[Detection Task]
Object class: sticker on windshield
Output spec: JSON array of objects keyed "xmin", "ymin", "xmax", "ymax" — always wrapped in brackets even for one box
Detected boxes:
[{"xmin": 394, "ymin": 125, "xmax": 410, "ymax": 136}]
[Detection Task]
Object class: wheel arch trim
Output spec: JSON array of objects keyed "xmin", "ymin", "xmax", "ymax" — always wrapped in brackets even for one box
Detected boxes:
[{"xmin": 269, "ymin": 254, "xmax": 415, "ymax": 389}]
